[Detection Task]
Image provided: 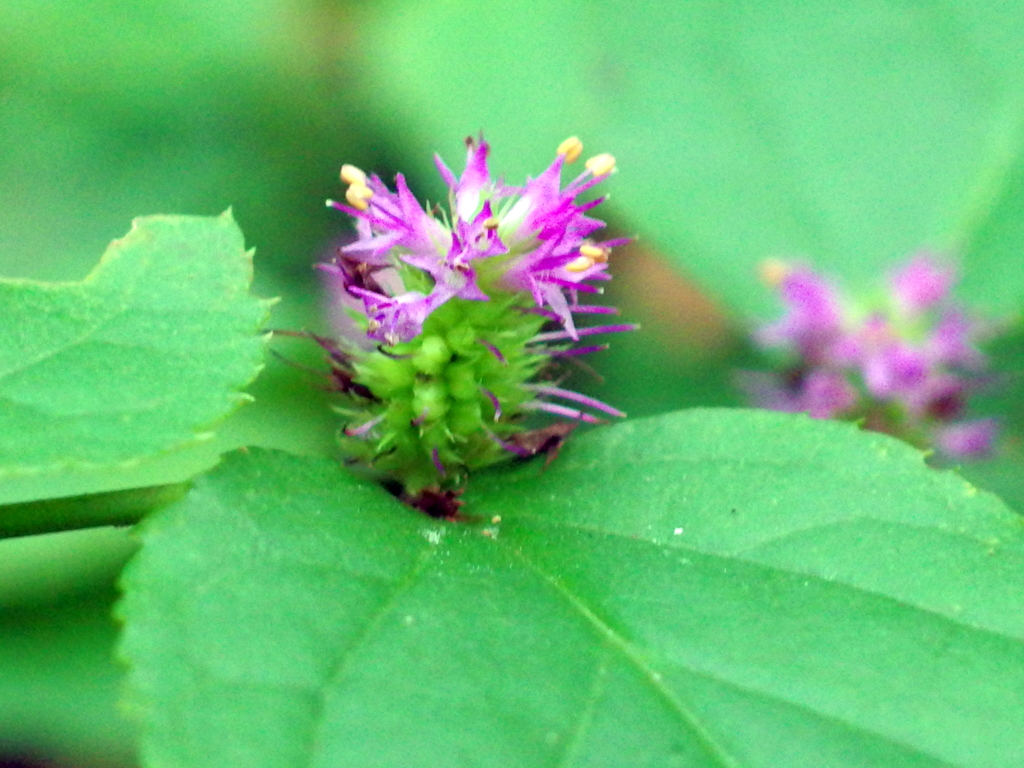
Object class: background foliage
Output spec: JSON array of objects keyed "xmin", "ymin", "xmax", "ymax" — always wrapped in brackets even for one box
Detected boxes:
[{"xmin": 2, "ymin": 1, "xmax": 1023, "ymax": 766}]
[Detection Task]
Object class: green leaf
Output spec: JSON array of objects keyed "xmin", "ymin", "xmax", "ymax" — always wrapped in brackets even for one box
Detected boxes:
[
  {"xmin": 119, "ymin": 411, "xmax": 1024, "ymax": 767},
  {"xmin": 955, "ymin": 446, "xmax": 1024, "ymax": 518},
  {"xmin": 360, "ymin": 0, "xmax": 1024, "ymax": 316},
  {"xmin": 956, "ymin": 117, "xmax": 1024, "ymax": 314},
  {"xmin": 952, "ymin": 321, "xmax": 1024, "ymax": 515},
  {"xmin": 0, "ymin": 213, "xmax": 271, "ymax": 495}
]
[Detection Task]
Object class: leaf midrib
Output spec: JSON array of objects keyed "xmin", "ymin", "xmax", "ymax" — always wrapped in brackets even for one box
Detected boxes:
[
  {"xmin": 503, "ymin": 533, "xmax": 964, "ymax": 768},
  {"xmin": 507, "ymin": 541, "xmax": 744, "ymax": 768},
  {"xmin": 504, "ymin": 515, "xmax": 1024, "ymax": 643},
  {"xmin": 0, "ymin": 275, "xmax": 137, "ymax": 383}
]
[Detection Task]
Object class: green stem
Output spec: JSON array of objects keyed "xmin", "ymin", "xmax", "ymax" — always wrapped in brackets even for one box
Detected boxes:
[{"xmin": 0, "ymin": 483, "xmax": 190, "ymax": 539}]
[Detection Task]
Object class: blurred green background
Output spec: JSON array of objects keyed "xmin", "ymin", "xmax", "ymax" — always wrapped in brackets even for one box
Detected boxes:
[{"xmin": 3, "ymin": 0, "xmax": 1023, "ymax": 763}]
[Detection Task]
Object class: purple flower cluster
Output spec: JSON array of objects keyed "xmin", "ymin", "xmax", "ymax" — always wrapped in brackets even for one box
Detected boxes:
[
  {"xmin": 745, "ymin": 254, "xmax": 996, "ymax": 458},
  {"xmin": 322, "ymin": 135, "xmax": 629, "ymax": 347},
  {"xmin": 315, "ymin": 136, "xmax": 635, "ymax": 496}
]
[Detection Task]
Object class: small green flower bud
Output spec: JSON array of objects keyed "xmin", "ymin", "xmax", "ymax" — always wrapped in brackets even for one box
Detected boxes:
[
  {"xmin": 413, "ymin": 335, "xmax": 452, "ymax": 376},
  {"xmin": 412, "ymin": 379, "xmax": 449, "ymax": 421},
  {"xmin": 357, "ymin": 355, "xmax": 415, "ymax": 397},
  {"xmin": 446, "ymin": 361, "xmax": 479, "ymax": 401},
  {"xmin": 448, "ymin": 400, "xmax": 483, "ymax": 434}
]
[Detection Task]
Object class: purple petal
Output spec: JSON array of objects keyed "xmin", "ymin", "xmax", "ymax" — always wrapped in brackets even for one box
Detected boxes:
[
  {"xmin": 934, "ymin": 419, "xmax": 997, "ymax": 459},
  {"xmin": 431, "ymin": 446, "xmax": 446, "ymax": 477},
  {"xmin": 756, "ymin": 267, "xmax": 845, "ymax": 361},
  {"xmin": 532, "ymin": 323, "xmax": 638, "ymax": 343},
  {"xmin": 926, "ymin": 310, "xmax": 985, "ymax": 369},
  {"xmin": 800, "ymin": 369, "xmax": 859, "ymax": 418},
  {"xmin": 349, "ymin": 286, "xmax": 453, "ymax": 346},
  {"xmin": 862, "ymin": 343, "xmax": 929, "ymax": 398},
  {"xmin": 453, "ymin": 137, "xmax": 492, "ymax": 220},
  {"xmin": 890, "ymin": 253, "xmax": 956, "ymax": 315},
  {"xmin": 433, "ymin": 153, "xmax": 458, "ymax": 188},
  {"xmin": 480, "ymin": 388, "xmax": 502, "ymax": 420},
  {"xmin": 537, "ymin": 343, "xmax": 609, "ymax": 357},
  {"xmin": 523, "ymin": 384, "xmax": 626, "ymax": 417},
  {"xmin": 477, "ymin": 340, "xmax": 507, "ymax": 365},
  {"xmin": 520, "ymin": 400, "xmax": 604, "ymax": 424},
  {"xmin": 344, "ymin": 414, "xmax": 385, "ymax": 437},
  {"xmin": 740, "ymin": 369, "xmax": 857, "ymax": 419}
]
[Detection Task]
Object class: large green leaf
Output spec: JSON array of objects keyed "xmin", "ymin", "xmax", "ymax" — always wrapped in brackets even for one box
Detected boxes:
[
  {"xmin": 957, "ymin": 119, "xmax": 1024, "ymax": 313},
  {"xmin": 0, "ymin": 213, "xmax": 271, "ymax": 496},
  {"xmin": 953, "ymin": 321, "xmax": 1024, "ymax": 514},
  {"xmin": 119, "ymin": 411, "xmax": 1024, "ymax": 767},
  {"xmin": 359, "ymin": 0, "xmax": 1024, "ymax": 316}
]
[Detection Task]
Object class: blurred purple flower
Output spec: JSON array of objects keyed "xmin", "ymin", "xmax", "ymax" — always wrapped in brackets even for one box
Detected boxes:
[
  {"xmin": 741, "ymin": 369, "xmax": 858, "ymax": 420},
  {"xmin": 755, "ymin": 262, "xmax": 845, "ymax": 364},
  {"xmin": 744, "ymin": 252, "xmax": 997, "ymax": 460},
  {"xmin": 890, "ymin": 253, "xmax": 956, "ymax": 315},
  {"xmin": 934, "ymin": 419, "xmax": 998, "ymax": 458}
]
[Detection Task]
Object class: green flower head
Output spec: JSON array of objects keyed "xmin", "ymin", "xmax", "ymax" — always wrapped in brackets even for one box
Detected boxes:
[{"xmin": 319, "ymin": 136, "xmax": 634, "ymax": 505}]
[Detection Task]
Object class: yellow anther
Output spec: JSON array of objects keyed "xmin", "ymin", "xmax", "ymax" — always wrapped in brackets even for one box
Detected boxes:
[
  {"xmin": 565, "ymin": 255, "xmax": 594, "ymax": 273},
  {"xmin": 482, "ymin": 216, "xmax": 500, "ymax": 230},
  {"xmin": 557, "ymin": 136, "xmax": 584, "ymax": 164},
  {"xmin": 340, "ymin": 164, "xmax": 367, "ymax": 186},
  {"xmin": 585, "ymin": 153, "xmax": 616, "ymax": 176},
  {"xmin": 579, "ymin": 243, "xmax": 609, "ymax": 263},
  {"xmin": 759, "ymin": 258, "xmax": 790, "ymax": 287},
  {"xmin": 345, "ymin": 183, "xmax": 374, "ymax": 211}
]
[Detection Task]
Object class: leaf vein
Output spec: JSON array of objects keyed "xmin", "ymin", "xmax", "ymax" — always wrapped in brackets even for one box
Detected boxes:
[
  {"xmin": 509, "ymin": 544, "xmax": 743, "ymax": 768},
  {"xmin": 507, "ymin": 517, "xmax": 1024, "ymax": 643},
  {"xmin": 303, "ymin": 539, "xmax": 441, "ymax": 767},
  {"xmin": 547, "ymin": 648, "xmax": 611, "ymax": 768}
]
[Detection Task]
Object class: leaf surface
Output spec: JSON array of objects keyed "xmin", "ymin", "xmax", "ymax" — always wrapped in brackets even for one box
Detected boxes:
[
  {"xmin": 956, "ymin": 116, "xmax": 1024, "ymax": 314},
  {"xmin": 120, "ymin": 410, "xmax": 1024, "ymax": 767},
  {"xmin": 0, "ymin": 213, "xmax": 271, "ymax": 490},
  {"xmin": 954, "ymin": 321, "xmax": 1024, "ymax": 514}
]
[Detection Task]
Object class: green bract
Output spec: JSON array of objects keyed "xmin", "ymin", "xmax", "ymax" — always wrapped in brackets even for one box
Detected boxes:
[{"xmin": 339, "ymin": 295, "xmax": 547, "ymax": 492}]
